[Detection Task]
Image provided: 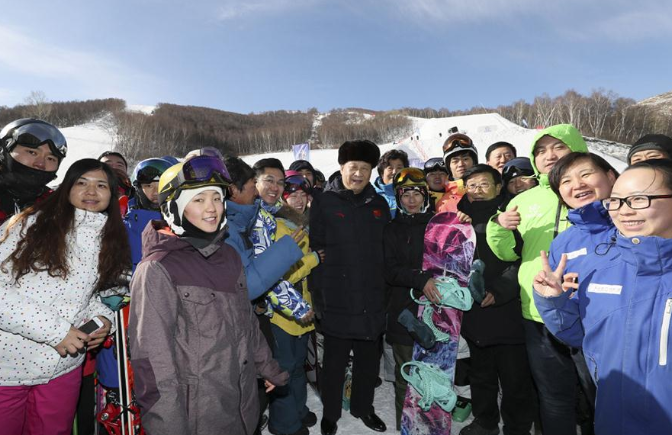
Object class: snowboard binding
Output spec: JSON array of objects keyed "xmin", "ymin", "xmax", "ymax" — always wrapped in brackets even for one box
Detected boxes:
[{"xmin": 401, "ymin": 361, "xmax": 457, "ymax": 413}]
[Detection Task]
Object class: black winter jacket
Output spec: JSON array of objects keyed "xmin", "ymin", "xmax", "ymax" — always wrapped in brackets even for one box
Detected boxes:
[
  {"xmin": 457, "ymin": 195, "xmax": 526, "ymax": 347},
  {"xmin": 309, "ymin": 176, "xmax": 391, "ymax": 340},
  {"xmin": 383, "ymin": 210, "xmax": 434, "ymax": 346}
]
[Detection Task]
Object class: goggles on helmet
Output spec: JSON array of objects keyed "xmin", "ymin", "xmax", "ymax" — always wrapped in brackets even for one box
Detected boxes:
[
  {"xmin": 159, "ymin": 156, "xmax": 232, "ymax": 203},
  {"xmin": 5, "ymin": 121, "xmax": 68, "ymax": 159},
  {"xmin": 444, "ymin": 135, "xmax": 473, "ymax": 152},
  {"xmin": 132, "ymin": 158, "xmax": 173, "ymax": 185},
  {"xmin": 283, "ymin": 174, "xmax": 312, "ymax": 198},
  {"xmin": 423, "ymin": 157, "xmax": 447, "ymax": 174},
  {"xmin": 393, "ymin": 167, "xmax": 426, "ymax": 188}
]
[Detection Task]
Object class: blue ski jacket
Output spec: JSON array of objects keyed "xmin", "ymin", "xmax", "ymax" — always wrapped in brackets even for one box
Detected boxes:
[
  {"xmin": 373, "ymin": 176, "xmax": 398, "ymax": 219},
  {"xmin": 534, "ymin": 234, "xmax": 672, "ymax": 435},
  {"xmin": 547, "ymin": 200, "xmax": 617, "ymax": 274},
  {"xmin": 224, "ymin": 200, "xmax": 303, "ymax": 300},
  {"xmin": 125, "ymin": 206, "xmax": 162, "ymax": 271}
]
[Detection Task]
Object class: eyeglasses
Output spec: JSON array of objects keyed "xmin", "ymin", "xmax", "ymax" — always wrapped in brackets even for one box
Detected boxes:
[
  {"xmin": 9, "ymin": 122, "xmax": 68, "ymax": 158},
  {"xmin": 465, "ymin": 182, "xmax": 494, "ymax": 191},
  {"xmin": 423, "ymin": 157, "xmax": 447, "ymax": 173},
  {"xmin": 602, "ymin": 194, "xmax": 672, "ymax": 211},
  {"xmin": 260, "ymin": 177, "xmax": 286, "ymax": 188}
]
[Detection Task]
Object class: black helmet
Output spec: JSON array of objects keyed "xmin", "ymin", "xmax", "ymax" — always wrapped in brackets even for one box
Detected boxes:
[{"xmin": 0, "ymin": 118, "xmax": 67, "ymax": 161}]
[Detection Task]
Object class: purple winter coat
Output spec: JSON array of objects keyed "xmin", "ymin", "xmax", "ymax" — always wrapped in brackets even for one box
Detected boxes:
[{"xmin": 128, "ymin": 222, "xmax": 288, "ymax": 435}]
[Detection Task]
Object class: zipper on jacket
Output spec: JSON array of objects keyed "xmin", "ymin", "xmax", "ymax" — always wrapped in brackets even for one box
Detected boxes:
[{"xmin": 659, "ymin": 298, "xmax": 672, "ymax": 366}]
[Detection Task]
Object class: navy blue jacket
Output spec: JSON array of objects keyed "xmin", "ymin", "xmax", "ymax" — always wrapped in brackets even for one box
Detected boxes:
[
  {"xmin": 224, "ymin": 200, "xmax": 303, "ymax": 300},
  {"xmin": 309, "ymin": 176, "xmax": 391, "ymax": 340}
]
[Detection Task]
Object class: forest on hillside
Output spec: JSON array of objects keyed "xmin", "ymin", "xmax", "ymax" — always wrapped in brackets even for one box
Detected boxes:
[{"xmin": 1, "ymin": 88, "xmax": 670, "ymax": 161}]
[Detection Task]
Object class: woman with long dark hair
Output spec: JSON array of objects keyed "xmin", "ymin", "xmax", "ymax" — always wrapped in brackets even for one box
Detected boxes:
[{"xmin": 0, "ymin": 158, "xmax": 131, "ymax": 435}]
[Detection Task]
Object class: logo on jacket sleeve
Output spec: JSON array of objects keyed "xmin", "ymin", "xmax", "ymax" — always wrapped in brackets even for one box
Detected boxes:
[
  {"xmin": 335, "ymin": 211, "xmax": 345, "ymax": 218},
  {"xmin": 373, "ymin": 209, "xmax": 383, "ymax": 219}
]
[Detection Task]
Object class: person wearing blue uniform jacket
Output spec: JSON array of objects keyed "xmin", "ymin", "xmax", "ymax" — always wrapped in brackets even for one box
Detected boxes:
[
  {"xmin": 533, "ymin": 159, "xmax": 672, "ymax": 435},
  {"xmin": 223, "ymin": 156, "xmax": 303, "ymax": 301},
  {"xmin": 374, "ymin": 149, "xmax": 409, "ymax": 219},
  {"xmin": 545, "ymin": 152, "xmax": 620, "ymax": 294}
]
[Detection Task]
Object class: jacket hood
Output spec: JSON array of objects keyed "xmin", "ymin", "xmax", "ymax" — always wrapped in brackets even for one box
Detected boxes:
[
  {"xmin": 275, "ymin": 203, "xmax": 309, "ymax": 228},
  {"xmin": 373, "ymin": 176, "xmax": 394, "ymax": 195},
  {"xmin": 529, "ymin": 124, "xmax": 588, "ymax": 179},
  {"xmin": 567, "ymin": 200, "xmax": 614, "ymax": 233},
  {"xmin": 225, "ymin": 200, "xmax": 259, "ymax": 234}
]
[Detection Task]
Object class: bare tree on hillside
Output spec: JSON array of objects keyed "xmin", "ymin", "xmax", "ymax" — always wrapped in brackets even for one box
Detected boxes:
[{"xmin": 23, "ymin": 91, "xmax": 52, "ymax": 121}]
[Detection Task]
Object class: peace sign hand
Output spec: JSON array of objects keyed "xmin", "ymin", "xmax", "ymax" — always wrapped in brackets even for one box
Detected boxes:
[{"xmin": 533, "ymin": 251, "xmax": 568, "ymax": 298}]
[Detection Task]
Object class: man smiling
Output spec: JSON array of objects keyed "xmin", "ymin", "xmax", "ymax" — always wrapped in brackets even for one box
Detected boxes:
[{"xmin": 310, "ymin": 140, "xmax": 390, "ymax": 435}]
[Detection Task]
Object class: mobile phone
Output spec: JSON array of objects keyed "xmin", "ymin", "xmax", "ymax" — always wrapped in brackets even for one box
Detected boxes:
[{"xmin": 78, "ymin": 318, "xmax": 104, "ymax": 335}]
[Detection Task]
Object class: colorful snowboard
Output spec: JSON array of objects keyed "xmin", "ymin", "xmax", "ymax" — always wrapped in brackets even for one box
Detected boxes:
[{"xmin": 401, "ymin": 212, "xmax": 475, "ymax": 435}]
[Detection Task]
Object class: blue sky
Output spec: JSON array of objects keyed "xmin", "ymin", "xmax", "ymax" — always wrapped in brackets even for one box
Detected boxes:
[{"xmin": 1, "ymin": 0, "xmax": 671, "ymax": 114}]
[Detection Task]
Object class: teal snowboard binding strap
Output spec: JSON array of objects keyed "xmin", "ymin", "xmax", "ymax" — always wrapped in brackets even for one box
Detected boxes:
[
  {"xmin": 411, "ymin": 275, "xmax": 473, "ymax": 311},
  {"xmin": 401, "ymin": 361, "xmax": 457, "ymax": 412}
]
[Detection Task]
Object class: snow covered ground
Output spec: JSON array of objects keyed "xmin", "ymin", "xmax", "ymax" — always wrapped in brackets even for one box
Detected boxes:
[{"xmin": 53, "ymin": 112, "xmax": 620, "ymax": 435}]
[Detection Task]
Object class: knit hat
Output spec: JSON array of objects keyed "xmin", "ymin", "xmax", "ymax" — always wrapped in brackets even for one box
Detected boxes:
[
  {"xmin": 502, "ymin": 157, "xmax": 535, "ymax": 186},
  {"xmin": 164, "ymin": 185, "xmax": 224, "ymax": 235},
  {"xmin": 338, "ymin": 140, "xmax": 380, "ymax": 167},
  {"xmin": 442, "ymin": 133, "xmax": 478, "ymax": 165},
  {"xmin": 627, "ymin": 134, "xmax": 672, "ymax": 164},
  {"xmin": 288, "ymin": 160, "xmax": 316, "ymax": 176}
]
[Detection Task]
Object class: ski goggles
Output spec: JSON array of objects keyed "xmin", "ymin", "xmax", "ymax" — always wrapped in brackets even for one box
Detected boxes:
[
  {"xmin": 133, "ymin": 159, "xmax": 174, "ymax": 185},
  {"xmin": 423, "ymin": 157, "xmax": 448, "ymax": 174},
  {"xmin": 180, "ymin": 156, "xmax": 231, "ymax": 185},
  {"xmin": 8, "ymin": 122, "xmax": 67, "ymax": 159},
  {"xmin": 443, "ymin": 135, "xmax": 473, "ymax": 153},
  {"xmin": 160, "ymin": 156, "xmax": 232, "ymax": 203},
  {"xmin": 394, "ymin": 167, "xmax": 426, "ymax": 186},
  {"xmin": 283, "ymin": 174, "xmax": 312, "ymax": 198}
]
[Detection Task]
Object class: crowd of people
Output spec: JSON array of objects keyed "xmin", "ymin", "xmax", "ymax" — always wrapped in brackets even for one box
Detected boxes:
[{"xmin": 0, "ymin": 116, "xmax": 671, "ymax": 435}]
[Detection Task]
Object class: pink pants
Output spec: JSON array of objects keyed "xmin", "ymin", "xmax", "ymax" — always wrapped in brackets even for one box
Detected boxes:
[{"xmin": 0, "ymin": 367, "xmax": 82, "ymax": 435}]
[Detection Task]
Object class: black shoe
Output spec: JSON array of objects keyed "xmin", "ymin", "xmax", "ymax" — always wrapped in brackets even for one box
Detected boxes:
[
  {"xmin": 259, "ymin": 414, "xmax": 269, "ymax": 430},
  {"xmin": 302, "ymin": 411, "xmax": 317, "ymax": 428},
  {"xmin": 459, "ymin": 420, "xmax": 499, "ymax": 435},
  {"xmin": 321, "ymin": 418, "xmax": 338, "ymax": 435},
  {"xmin": 357, "ymin": 413, "xmax": 387, "ymax": 432}
]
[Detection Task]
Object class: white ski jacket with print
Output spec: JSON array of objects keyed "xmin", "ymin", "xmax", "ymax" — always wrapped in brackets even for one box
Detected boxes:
[{"xmin": 0, "ymin": 210, "xmax": 115, "ymax": 386}]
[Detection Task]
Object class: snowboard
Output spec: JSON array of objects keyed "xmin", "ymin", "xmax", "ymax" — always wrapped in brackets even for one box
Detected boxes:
[{"xmin": 401, "ymin": 212, "xmax": 476, "ymax": 435}]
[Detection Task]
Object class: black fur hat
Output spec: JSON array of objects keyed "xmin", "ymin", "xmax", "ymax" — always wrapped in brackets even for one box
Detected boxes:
[{"xmin": 338, "ymin": 140, "xmax": 380, "ymax": 167}]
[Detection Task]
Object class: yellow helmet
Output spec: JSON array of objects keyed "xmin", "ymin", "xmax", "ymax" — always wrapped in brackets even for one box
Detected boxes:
[{"xmin": 158, "ymin": 156, "xmax": 231, "ymax": 205}]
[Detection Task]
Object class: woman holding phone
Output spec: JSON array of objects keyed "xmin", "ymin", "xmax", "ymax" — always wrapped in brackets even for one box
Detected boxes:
[{"xmin": 0, "ymin": 158, "xmax": 131, "ymax": 434}]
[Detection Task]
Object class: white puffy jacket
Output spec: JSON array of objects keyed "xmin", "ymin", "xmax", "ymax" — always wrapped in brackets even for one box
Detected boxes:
[{"xmin": 0, "ymin": 209, "xmax": 115, "ymax": 386}]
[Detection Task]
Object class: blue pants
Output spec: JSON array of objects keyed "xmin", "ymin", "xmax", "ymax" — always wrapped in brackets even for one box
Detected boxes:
[{"xmin": 269, "ymin": 324, "xmax": 310, "ymax": 434}]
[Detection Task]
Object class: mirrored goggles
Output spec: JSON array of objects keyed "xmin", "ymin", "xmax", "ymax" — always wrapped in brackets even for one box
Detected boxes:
[{"xmin": 10, "ymin": 122, "xmax": 67, "ymax": 158}]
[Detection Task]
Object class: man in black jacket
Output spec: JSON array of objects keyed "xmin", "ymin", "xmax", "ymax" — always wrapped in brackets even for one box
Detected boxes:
[
  {"xmin": 309, "ymin": 140, "xmax": 390, "ymax": 435},
  {"xmin": 457, "ymin": 164, "xmax": 536, "ymax": 435}
]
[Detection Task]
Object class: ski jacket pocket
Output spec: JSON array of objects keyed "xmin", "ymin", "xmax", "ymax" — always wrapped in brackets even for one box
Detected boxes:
[{"xmin": 659, "ymin": 298, "xmax": 672, "ymax": 366}]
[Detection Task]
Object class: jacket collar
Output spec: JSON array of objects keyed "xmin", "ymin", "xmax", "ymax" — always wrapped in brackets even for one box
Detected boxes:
[
  {"xmin": 567, "ymin": 201, "xmax": 614, "ymax": 233},
  {"xmin": 616, "ymin": 233, "xmax": 672, "ymax": 273}
]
